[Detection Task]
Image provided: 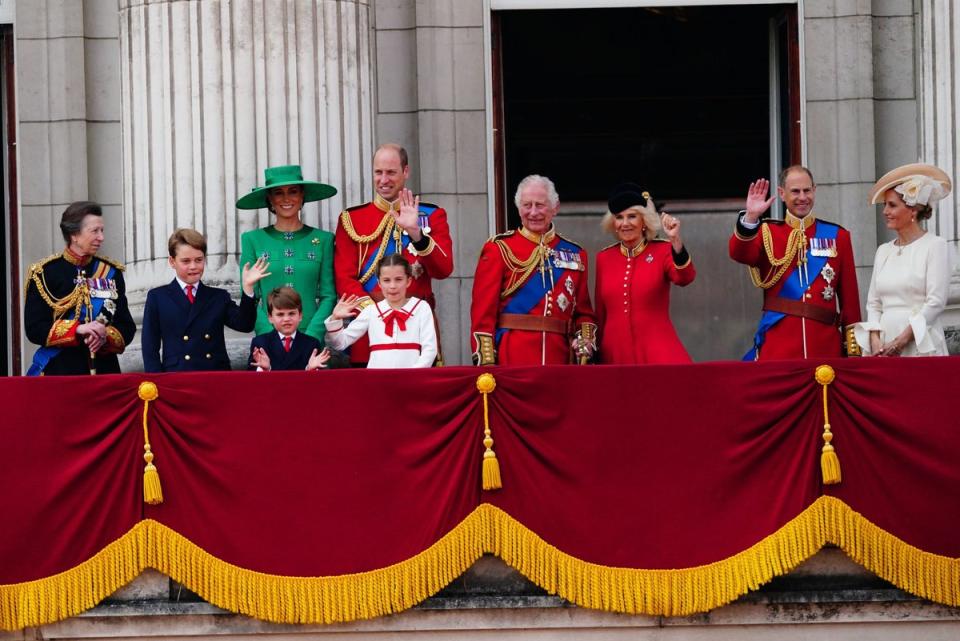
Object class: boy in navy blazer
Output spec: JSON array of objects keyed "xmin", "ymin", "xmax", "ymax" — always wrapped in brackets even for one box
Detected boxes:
[
  {"xmin": 248, "ymin": 287, "xmax": 331, "ymax": 371},
  {"xmin": 141, "ymin": 228, "xmax": 270, "ymax": 372}
]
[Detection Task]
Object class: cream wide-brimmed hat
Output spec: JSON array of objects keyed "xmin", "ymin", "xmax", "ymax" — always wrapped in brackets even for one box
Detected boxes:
[{"xmin": 868, "ymin": 163, "xmax": 952, "ymax": 206}]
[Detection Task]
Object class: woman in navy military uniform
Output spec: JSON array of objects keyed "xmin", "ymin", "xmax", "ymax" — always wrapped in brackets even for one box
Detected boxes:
[{"xmin": 24, "ymin": 202, "xmax": 136, "ymax": 375}]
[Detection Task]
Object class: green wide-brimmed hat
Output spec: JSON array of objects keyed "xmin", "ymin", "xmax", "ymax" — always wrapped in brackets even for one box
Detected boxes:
[{"xmin": 236, "ymin": 165, "xmax": 338, "ymax": 210}]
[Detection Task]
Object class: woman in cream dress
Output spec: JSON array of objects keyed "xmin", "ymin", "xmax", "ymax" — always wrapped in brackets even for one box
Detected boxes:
[{"xmin": 856, "ymin": 163, "xmax": 953, "ymax": 356}]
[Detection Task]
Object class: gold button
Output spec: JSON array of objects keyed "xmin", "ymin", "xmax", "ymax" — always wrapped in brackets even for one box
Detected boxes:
[
  {"xmin": 806, "ymin": 294, "xmax": 812, "ymax": 299},
  {"xmin": 183, "ymin": 335, "xmax": 189, "ymax": 341},
  {"xmin": 204, "ymin": 334, "xmax": 211, "ymax": 340},
  {"xmin": 184, "ymin": 354, "xmax": 191, "ymax": 361}
]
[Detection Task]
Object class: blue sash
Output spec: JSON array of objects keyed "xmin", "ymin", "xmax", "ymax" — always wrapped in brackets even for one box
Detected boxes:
[
  {"xmin": 743, "ymin": 221, "xmax": 839, "ymax": 361},
  {"xmin": 361, "ymin": 204, "xmax": 438, "ymax": 294},
  {"xmin": 496, "ymin": 238, "xmax": 581, "ymax": 346},
  {"xmin": 27, "ymin": 259, "xmax": 116, "ymax": 376}
]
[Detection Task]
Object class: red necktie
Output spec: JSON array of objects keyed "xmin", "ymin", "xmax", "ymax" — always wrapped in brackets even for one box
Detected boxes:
[
  {"xmin": 185, "ymin": 284, "xmax": 195, "ymax": 303},
  {"xmin": 283, "ymin": 336, "xmax": 292, "ymax": 352},
  {"xmin": 382, "ymin": 310, "xmax": 409, "ymax": 337}
]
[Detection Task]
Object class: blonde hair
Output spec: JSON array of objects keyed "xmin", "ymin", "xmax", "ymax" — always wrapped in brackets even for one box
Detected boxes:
[{"xmin": 600, "ymin": 205, "xmax": 659, "ymax": 241}]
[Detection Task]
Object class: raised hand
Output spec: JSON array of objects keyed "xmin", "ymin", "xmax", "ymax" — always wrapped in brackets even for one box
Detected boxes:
[
  {"xmin": 745, "ymin": 179, "xmax": 776, "ymax": 223},
  {"xmin": 241, "ymin": 257, "xmax": 272, "ymax": 295},
  {"xmin": 393, "ymin": 188, "xmax": 422, "ymax": 241},
  {"xmin": 306, "ymin": 347, "xmax": 331, "ymax": 371},
  {"xmin": 250, "ymin": 346, "xmax": 271, "ymax": 371},
  {"xmin": 332, "ymin": 293, "xmax": 362, "ymax": 320},
  {"xmin": 660, "ymin": 211, "xmax": 683, "ymax": 251}
]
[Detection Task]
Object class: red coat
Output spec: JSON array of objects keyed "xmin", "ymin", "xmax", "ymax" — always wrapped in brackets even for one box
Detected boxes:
[
  {"xmin": 595, "ymin": 240, "xmax": 695, "ymax": 364},
  {"xmin": 729, "ymin": 213, "xmax": 861, "ymax": 360},
  {"xmin": 470, "ymin": 227, "xmax": 595, "ymax": 366},
  {"xmin": 334, "ymin": 195, "xmax": 453, "ymax": 362}
]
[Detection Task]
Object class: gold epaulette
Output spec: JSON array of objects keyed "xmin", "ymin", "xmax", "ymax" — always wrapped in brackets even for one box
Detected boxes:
[
  {"xmin": 24, "ymin": 253, "xmax": 61, "ymax": 298},
  {"xmin": 487, "ymin": 230, "xmax": 515, "ymax": 243},
  {"xmin": 95, "ymin": 254, "xmax": 126, "ymax": 271},
  {"xmin": 555, "ymin": 233, "xmax": 584, "ymax": 250}
]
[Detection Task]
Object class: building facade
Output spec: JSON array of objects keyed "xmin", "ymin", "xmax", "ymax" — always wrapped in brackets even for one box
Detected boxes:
[{"xmin": 5, "ymin": 0, "xmax": 960, "ymax": 372}]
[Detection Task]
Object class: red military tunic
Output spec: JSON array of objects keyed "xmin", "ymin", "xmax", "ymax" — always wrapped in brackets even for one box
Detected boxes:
[
  {"xmin": 595, "ymin": 240, "xmax": 695, "ymax": 364},
  {"xmin": 470, "ymin": 226, "xmax": 596, "ymax": 366},
  {"xmin": 729, "ymin": 211, "xmax": 861, "ymax": 360},
  {"xmin": 334, "ymin": 193, "xmax": 453, "ymax": 363}
]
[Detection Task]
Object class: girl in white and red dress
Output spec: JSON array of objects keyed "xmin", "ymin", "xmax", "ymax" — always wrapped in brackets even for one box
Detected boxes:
[{"xmin": 324, "ymin": 254, "xmax": 438, "ymax": 368}]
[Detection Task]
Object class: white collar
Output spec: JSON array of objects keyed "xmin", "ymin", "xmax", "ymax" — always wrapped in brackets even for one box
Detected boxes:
[
  {"xmin": 277, "ymin": 331, "xmax": 298, "ymax": 342},
  {"xmin": 175, "ymin": 277, "xmax": 200, "ymax": 293}
]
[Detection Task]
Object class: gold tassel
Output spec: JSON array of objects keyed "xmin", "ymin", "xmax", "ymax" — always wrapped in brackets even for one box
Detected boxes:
[
  {"xmin": 138, "ymin": 381, "xmax": 164, "ymax": 504},
  {"xmin": 814, "ymin": 365, "xmax": 841, "ymax": 485},
  {"xmin": 476, "ymin": 373, "xmax": 501, "ymax": 490}
]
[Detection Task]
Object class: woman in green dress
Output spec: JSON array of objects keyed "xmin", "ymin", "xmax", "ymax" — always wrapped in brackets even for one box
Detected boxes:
[{"xmin": 237, "ymin": 165, "xmax": 338, "ymax": 341}]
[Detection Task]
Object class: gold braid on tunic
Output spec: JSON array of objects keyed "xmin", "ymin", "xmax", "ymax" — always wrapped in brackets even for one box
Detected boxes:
[
  {"xmin": 495, "ymin": 240, "xmax": 548, "ymax": 299},
  {"xmin": 748, "ymin": 224, "xmax": 808, "ymax": 290},
  {"xmin": 339, "ymin": 210, "xmax": 399, "ymax": 285},
  {"xmin": 27, "ymin": 256, "xmax": 93, "ymax": 324}
]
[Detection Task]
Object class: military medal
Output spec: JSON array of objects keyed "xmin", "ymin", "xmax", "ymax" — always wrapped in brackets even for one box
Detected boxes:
[
  {"xmin": 419, "ymin": 214, "xmax": 431, "ymax": 234},
  {"xmin": 564, "ymin": 275, "xmax": 575, "ymax": 296},
  {"xmin": 411, "ymin": 262, "xmax": 425, "ymax": 279},
  {"xmin": 820, "ymin": 264, "xmax": 836, "ymax": 301},
  {"xmin": 556, "ymin": 292, "xmax": 569, "ymax": 311},
  {"xmin": 810, "ymin": 237, "xmax": 838, "ymax": 257},
  {"xmin": 552, "ymin": 249, "xmax": 583, "ymax": 271},
  {"xmin": 645, "ymin": 254, "xmax": 654, "ymax": 263}
]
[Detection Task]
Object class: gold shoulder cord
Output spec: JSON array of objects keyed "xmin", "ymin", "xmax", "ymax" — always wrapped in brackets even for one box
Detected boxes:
[
  {"xmin": 748, "ymin": 224, "xmax": 807, "ymax": 290},
  {"xmin": 31, "ymin": 267, "xmax": 90, "ymax": 324},
  {"xmin": 495, "ymin": 240, "xmax": 547, "ymax": 298},
  {"xmin": 339, "ymin": 209, "xmax": 393, "ymax": 244},
  {"xmin": 350, "ymin": 215, "xmax": 397, "ymax": 286}
]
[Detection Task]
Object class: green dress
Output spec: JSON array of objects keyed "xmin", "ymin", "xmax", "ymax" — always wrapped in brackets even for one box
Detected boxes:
[{"xmin": 239, "ymin": 225, "xmax": 336, "ymax": 341}]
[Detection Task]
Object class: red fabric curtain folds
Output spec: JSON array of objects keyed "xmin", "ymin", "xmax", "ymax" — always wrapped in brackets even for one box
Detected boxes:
[{"xmin": 1, "ymin": 359, "xmax": 958, "ymax": 628}]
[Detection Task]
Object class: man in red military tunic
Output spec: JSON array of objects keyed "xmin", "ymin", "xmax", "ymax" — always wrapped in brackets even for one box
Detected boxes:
[
  {"xmin": 729, "ymin": 165, "xmax": 861, "ymax": 360},
  {"xmin": 334, "ymin": 143, "xmax": 453, "ymax": 364},
  {"xmin": 470, "ymin": 174, "xmax": 596, "ymax": 366}
]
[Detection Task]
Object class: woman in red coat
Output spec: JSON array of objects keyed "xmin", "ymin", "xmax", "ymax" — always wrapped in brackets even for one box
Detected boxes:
[{"xmin": 595, "ymin": 183, "xmax": 696, "ymax": 364}]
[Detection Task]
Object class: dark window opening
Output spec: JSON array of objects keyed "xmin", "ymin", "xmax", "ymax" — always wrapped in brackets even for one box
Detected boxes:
[{"xmin": 495, "ymin": 5, "xmax": 797, "ymax": 228}]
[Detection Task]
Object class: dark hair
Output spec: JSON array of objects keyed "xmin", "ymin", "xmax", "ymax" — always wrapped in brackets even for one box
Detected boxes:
[
  {"xmin": 778, "ymin": 165, "xmax": 816, "ymax": 187},
  {"xmin": 59, "ymin": 201, "xmax": 102, "ymax": 244},
  {"xmin": 375, "ymin": 143, "xmax": 409, "ymax": 169},
  {"xmin": 377, "ymin": 253, "xmax": 413, "ymax": 277},
  {"xmin": 916, "ymin": 203, "xmax": 933, "ymax": 221},
  {"xmin": 265, "ymin": 183, "xmax": 304, "ymax": 215},
  {"xmin": 168, "ymin": 228, "xmax": 207, "ymax": 257},
  {"xmin": 267, "ymin": 286, "xmax": 303, "ymax": 314}
]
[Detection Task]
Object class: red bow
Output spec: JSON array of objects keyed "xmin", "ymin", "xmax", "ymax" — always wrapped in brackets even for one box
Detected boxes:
[{"xmin": 382, "ymin": 309, "xmax": 410, "ymax": 337}]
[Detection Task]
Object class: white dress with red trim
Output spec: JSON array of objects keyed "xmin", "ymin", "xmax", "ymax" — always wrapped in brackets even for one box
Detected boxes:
[{"xmin": 324, "ymin": 297, "xmax": 438, "ymax": 368}]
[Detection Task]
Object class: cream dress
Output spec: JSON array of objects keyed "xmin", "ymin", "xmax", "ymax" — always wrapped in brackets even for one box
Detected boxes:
[{"xmin": 855, "ymin": 233, "xmax": 951, "ymax": 356}]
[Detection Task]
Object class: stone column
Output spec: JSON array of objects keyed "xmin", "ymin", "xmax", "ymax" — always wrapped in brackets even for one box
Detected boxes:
[
  {"xmin": 918, "ymin": 0, "xmax": 960, "ymax": 351},
  {"xmin": 119, "ymin": 0, "xmax": 374, "ymax": 299}
]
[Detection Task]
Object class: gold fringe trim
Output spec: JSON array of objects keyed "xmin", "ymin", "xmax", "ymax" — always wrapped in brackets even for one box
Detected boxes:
[{"xmin": 2, "ymin": 498, "xmax": 958, "ymax": 630}]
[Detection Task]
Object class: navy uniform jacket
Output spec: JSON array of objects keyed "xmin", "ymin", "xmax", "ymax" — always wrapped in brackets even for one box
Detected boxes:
[
  {"xmin": 141, "ymin": 280, "xmax": 256, "ymax": 372},
  {"xmin": 24, "ymin": 252, "xmax": 137, "ymax": 375},
  {"xmin": 247, "ymin": 331, "xmax": 321, "ymax": 371}
]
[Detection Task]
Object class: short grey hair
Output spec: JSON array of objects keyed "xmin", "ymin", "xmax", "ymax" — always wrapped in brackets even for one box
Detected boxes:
[{"xmin": 514, "ymin": 175, "xmax": 559, "ymax": 209}]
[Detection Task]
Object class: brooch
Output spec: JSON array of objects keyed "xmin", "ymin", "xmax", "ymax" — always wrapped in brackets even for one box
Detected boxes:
[
  {"xmin": 311, "ymin": 238, "xmax": 320, "ymax": 245},
  {"xmin": 820, "ymin": 264, "xmax": 836, "ymax": 301}
]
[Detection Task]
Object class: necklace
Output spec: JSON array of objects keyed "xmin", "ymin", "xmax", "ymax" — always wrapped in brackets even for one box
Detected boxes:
[{"xmin": 894, "ymin": 231, "xmax": 925, "ymax": 256}]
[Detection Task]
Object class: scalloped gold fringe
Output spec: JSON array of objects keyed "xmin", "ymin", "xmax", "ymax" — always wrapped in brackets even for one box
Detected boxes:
[{"xmin": 2, "ymin": 497, "xmax": 958, "ymax": 630}]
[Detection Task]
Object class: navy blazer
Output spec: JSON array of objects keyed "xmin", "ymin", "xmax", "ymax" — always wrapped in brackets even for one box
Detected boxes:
[
  {"xmin": 248, "ymin": 331, "xmax": 322, "ymax": 371},
  {"xmin": 142, "ymin": 280, "xmax": 256, "ymax": 372}
]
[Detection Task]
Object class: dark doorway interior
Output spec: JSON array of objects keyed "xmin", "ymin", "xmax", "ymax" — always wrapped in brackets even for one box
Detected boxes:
[{"xmin": 496, "ymin": 5, "xmax": 793, "ymax": 228}]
